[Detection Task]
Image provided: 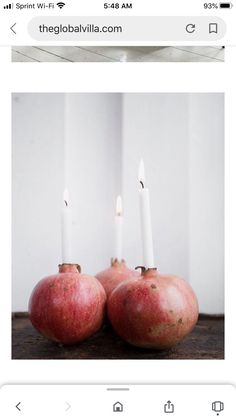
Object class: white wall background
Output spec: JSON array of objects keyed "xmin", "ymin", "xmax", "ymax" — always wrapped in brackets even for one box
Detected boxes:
[
  {"xmin": 122, "ymin": 93, "xmax": 224, "ymax": 314},
  {"xmin": 64, "ymin": 93, "xmax": 122, "ymax": 272},
  {"xmin": 122, "ymin": 93, "xmax": 189, "ymax": 281},
  {"xmin": 188, "ymin": 94, "xmax": 224, "ymax": 314},
  {"xmin": 12, "ymin": 93, "xmax": 224, "ymax": 314},
  {"xmin": 12, "ymin": 93, "xmax": 64, "ymax": 314},
  {"xmin": 12, "ymin": 93, "xmax": 122, "ymax": 312}
]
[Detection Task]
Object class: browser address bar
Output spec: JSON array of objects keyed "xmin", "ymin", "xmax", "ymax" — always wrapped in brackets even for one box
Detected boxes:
[{"xmin": 28, "ymin": 16, "xmax": 226, "ymax": 41}]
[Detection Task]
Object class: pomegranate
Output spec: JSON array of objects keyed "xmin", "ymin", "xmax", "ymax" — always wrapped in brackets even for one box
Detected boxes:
[
  {"xmin": 29, "ymin": 263, "xmax": 106, "ymax": 345},
  {"xmin": 108, "ymin": 268, "xmax": 199, "ymax": 349},
  {"xmin": 96, "ymin": 258, "xmax": 139, "ymax": 298}
]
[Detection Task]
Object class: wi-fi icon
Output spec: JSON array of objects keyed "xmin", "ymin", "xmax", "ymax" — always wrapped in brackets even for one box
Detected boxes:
[{"xmin": 57, "ymin": 2, "xmax": 65, "ymax": 8}]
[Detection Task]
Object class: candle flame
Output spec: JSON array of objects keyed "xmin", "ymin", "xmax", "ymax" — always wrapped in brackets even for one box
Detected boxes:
[
  {"xmin": 63, "ymin": 189, "xmax": 69, "ymax": 207},
  {"xmin": 138, "ymin": 159, "xmax": 145, "ymax": 188},
  {"xmin": 116, "ymin": 195, "xmax": 123, "ymax": 216}
]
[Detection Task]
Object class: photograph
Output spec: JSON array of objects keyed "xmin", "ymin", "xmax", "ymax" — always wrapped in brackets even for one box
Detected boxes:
[
  {"xmin": 12, "ymin": 92, "xmax": 224, "ymax": 360},
  {"xmin": 12, "ymin": 46, "xmax": 225, "ymax": 62}
]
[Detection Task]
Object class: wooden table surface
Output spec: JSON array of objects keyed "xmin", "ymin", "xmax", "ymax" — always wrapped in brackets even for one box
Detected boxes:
[{"xmin": 12, "ymin": 314, "xmax": 224, "ymax": 360}]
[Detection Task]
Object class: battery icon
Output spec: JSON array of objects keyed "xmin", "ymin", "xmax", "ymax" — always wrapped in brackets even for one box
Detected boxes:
[{"xmin": 219, "ymin": 2, "xmax": 233, "ymax": 7}]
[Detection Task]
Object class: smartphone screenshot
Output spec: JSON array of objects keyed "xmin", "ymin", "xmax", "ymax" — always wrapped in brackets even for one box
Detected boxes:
[{"xmin": 0, "ymin": 0, "xmax": 235, "ymax": 417}]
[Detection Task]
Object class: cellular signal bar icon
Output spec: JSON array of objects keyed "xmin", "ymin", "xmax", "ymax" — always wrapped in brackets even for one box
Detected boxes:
[{"xmin": 4, "ymin": 3, "xmax": 13, "ymax": 9}]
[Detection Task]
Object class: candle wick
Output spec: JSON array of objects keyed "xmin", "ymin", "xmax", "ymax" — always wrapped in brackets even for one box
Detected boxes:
[
  {"xmin": 64, "ymin": 200, "xmax": 68, "ymax": 207},
  {"xmin": 140, "ymin": 180, "xmax": 145, "ymax": 189}
]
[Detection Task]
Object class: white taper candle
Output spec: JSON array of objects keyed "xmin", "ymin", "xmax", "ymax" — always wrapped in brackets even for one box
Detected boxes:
[
  {"xmin": 114, "ymin": 195, "xmax": 123, "ymax": 261},
  {"xmin": 138, "ymin": 160, "xmax": 155, "ymax": 268},
  {"xmin": 61, "ymin": 189, "xmax": 72, "ymax": 263}
]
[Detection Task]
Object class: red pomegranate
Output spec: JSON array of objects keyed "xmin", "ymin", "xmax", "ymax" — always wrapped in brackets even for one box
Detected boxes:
[
  {"xmin": 108, "ymin": 268, "xmax": 199, "ymax": 349},
  {"xmin": 29, "ymin": 263, "xmax": 106, "ymax": 344},
  {"xmin": 96, "ymin": 258, "xmax": 139, "ymax": 298}
]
